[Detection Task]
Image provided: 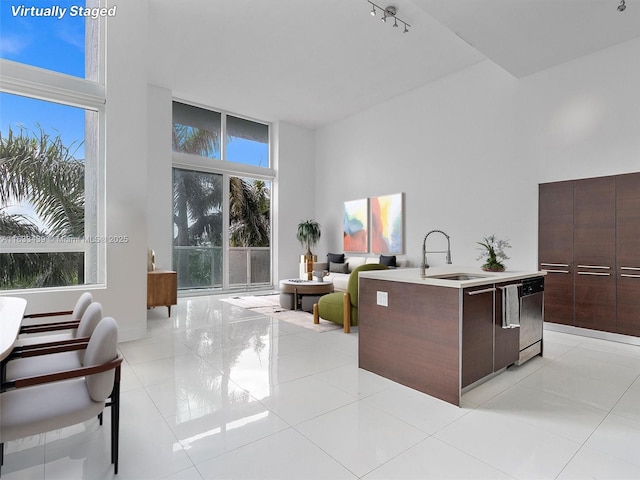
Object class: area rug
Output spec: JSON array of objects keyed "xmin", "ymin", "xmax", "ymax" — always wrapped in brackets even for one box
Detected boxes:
[{"xmin": 221, "ymin": 294, "xmax": 341, "ymax": 332}]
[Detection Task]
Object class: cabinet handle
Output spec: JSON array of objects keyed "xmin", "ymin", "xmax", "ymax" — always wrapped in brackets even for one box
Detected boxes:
[
  {"xmin": 467, "ymin": 287, "xmax": 496, "ymax": 296},
  {"xmin": 621, "ymin": 266, "xmax": 640, "ymax": 271},
  {"xmin": 577, "ymin": 272, "xmax": 611, "ymax": 276},
  {"xmin": 542, "ymin": 269, "xmax": 570, "ymax": 274},
  {"xmin": 621, "ymin": 274, "xmax": 640, "ymax": 278},
  {"xmin": 577, "ymin": 265, "xmax": 610, "ymax": 269},
  {"xmin": 540, "ymin": 263, "xmax": 569, "ymax": 267}
]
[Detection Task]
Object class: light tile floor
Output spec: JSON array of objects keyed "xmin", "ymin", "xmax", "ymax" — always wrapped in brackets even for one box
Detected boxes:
[{"xmin": 4, "ymin": 294, "xmax": 640, "ymax": 479}]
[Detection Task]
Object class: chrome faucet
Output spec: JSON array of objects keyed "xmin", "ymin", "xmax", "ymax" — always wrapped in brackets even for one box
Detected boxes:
[{"xmin": 421, "ymin": 229, "xmax": 452, "ymax": 277}]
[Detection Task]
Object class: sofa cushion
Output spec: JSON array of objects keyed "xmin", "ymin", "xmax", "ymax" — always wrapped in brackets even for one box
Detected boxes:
[
  {"xmin": 327, "ymin": 253, "xmax": 345, "ymax": 265},
  {"xmin": 379, "ymin": 255, "xmax": 397, "ymax": 267},
  {"xmin": 332, "ymin": 275, "xmax": 349, "ymax": 292},
  {"xmin": 329, "ymin": 262, "xmax": 349, "ymax": 274},
  {"xmin": 346, "ymin": 256, "xmax": 366, "ymax": 271}
]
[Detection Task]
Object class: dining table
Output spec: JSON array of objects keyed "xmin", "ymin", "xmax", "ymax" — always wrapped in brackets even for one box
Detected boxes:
[{"xmin": 0, "ymin": 297, "xmax": 27, "ymax": 362}]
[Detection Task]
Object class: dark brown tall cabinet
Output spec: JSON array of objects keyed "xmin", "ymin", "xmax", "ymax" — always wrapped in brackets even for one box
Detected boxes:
[
  {"xmin": 573, "ymin": 177, "xmax": 616, "ymax": 332},
  {"xmin": 616, "ymin": 173, "xmax": 640, "ymax": 336},
  {"xmin": 539, "ymin": 172, "xmax": 640, "ymax": 336},
  {"xmin": 538, "ymin": 181, "xmax": 574, "ymax": 326}
]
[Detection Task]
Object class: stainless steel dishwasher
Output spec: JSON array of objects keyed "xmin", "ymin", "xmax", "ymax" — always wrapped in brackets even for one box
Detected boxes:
[{"xmin": 516, "ymin": 276, "xmax": 545, "ymax": 365}]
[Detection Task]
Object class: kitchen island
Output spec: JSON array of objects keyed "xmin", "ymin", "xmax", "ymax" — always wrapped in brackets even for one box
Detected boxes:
[{"xmin": 358, "ymin": 266, "xmax": 545, "ymax": 406}]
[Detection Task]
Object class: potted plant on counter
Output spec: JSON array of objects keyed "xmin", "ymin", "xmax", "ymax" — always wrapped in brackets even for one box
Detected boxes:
[
  {"xmin": 477, "ymin": 234, "xmax": 511, "ymax": 272},
  {"xmin": 297, "ymin": 219, "xmax": 321, "ymax": 280}
]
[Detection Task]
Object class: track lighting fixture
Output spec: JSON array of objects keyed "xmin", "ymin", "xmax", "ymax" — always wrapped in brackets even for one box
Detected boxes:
[
  {"xmin": 618, "ymin": 0, "xmax": 626, "ymax": 11},
  {"xmin": 366, "ymin": 1, "xmax": 410, "ymax": 33}
]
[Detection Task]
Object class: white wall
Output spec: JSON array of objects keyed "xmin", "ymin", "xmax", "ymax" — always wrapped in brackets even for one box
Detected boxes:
[
  {"xmin": 314, "ymin": 37, "xmax": 640, "ymax": 272},
  {"xmin": 147, "ymin": 85, "xmax": 173, "ymax": 270},
  {"xmin": 273, "ymin": 121, "xmax": 316, "ymax": 280},
  {"xmin": 6, "ymin": 1, "xmax": 150, "ymax": 342}
]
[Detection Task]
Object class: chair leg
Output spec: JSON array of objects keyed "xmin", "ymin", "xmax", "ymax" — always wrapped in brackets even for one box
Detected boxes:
[
  {"xmin": 343, "ymin": 293, "xmax": 351, "ymax": 333},
  {"xmin": 111, "ymin": 365, "xmax": 121, "ymax": 474},
  {"xmin": 98, "ymin": 412, "xmax": 103, "ymax": 425},
  {"xmin": 313, "ymin": 304, "xmax": 319, "ymax": 324}
]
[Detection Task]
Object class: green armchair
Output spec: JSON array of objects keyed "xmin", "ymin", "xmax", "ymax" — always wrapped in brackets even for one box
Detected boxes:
[{"xmin": 313, "ymin": 263, "xmax": 389, "ymax": 333}]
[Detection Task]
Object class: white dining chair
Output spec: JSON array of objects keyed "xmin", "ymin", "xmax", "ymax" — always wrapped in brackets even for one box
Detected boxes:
[
  {"xmin": 18, "ymin": 291, "xmax": 93, "ymax": 338},
  {"xmin": 4, "ymin": 302, "xmax": 104, "ymax": 381},
  {"xmin": 0, "ymin": 316, "xmax": 122, "ymax": 476}
]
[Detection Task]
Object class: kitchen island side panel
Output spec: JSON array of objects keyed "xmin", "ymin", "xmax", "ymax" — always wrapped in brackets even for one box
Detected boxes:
[{"xmin": 359, "ymin": 278, "xmax": 461, "ymax": 405}]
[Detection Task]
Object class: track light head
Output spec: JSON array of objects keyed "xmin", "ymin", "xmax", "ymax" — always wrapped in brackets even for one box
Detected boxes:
[
  {"xmin": 370, "ymin": 5, "xmax": 376, "ymax": 16},
  {"xmin": 618, "ymin": 0, "xmax": 626, "ymax": 11}
]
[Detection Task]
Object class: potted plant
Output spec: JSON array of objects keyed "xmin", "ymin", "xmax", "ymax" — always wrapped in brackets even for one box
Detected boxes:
[
  {"xmin": 477, "ymin": 234, "xmax": 511, "ymax": 272},
  {"xmin": 297, "ymin": 220, "xmax": 321, "ymax": 280}
]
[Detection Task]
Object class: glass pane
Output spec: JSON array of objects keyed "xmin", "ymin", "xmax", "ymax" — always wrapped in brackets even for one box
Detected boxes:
[
  {"xmin": 172, "ymin": 102, "xmax": 221, "ymax": 159},
  {"xmin": 229, "ymin": 177, "xmax": 271, "ymax": 288},
  {"xmin": 173, "ymin": 168, "xmax": 223, "ymax": 289},
  {"xmin": 0, "ymin": 0, "xmax": 99, "ymax": 81},
  {"xmin": 229, "ymin": 249, "xmax": 248, "ymax": 287},
  {"xmin": 0, "ymin": 252, "xmax": 84, "ymax": 289},
  {"xmin": 226, "ymin": 115, "xmax": 269, "ymax": 167},
  {"xmin": 0, "ymin": 92, "xmax": 98, "ymax": 289}
]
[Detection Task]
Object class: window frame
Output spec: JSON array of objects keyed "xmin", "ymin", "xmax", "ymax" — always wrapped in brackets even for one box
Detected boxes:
[
  {"xmin": 0, "ymin": 7, "xmax": 107, "ymax": 291},
  {"xmin": 171, "ymin": 99, "xmax": 274, "ymax": 291}
]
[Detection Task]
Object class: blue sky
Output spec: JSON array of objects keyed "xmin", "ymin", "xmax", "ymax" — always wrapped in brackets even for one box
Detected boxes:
[
  {"xmin": 0, "ymin": 0, "xmax": 87, "ymax": 156},
  {"xmin": 0, "ymin": 0, "xmax": 85, "ymax": 77}
]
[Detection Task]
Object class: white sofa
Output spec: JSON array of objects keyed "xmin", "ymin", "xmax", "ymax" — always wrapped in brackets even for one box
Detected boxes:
[{"xmin": 301, "ymin": 255, "xmax": 409, "ymax": 292}]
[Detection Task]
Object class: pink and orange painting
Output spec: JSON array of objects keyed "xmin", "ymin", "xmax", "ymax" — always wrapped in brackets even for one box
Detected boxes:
[{"xmin": 371, "ymin": 193, "xmax": 403, "ymax": 254}]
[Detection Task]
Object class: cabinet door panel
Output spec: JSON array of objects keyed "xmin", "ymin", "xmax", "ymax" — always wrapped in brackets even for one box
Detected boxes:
[
  {"xmin": 575, "ymin": 273, "xmax": 616, "ymax": 332},
  {"xmin": 573, "ymin": 176, "xmax": 616, "ymax": 331},
  {"xmin": 538, "ymin": 181, "xmax": 574, "ymax": 325},
  {"xmin": 462, "ymin": 286, "xmax": 494, "ymax": 388},
  {"xmin": 616, "ymin": 172, "xmax": 640, "ymax": 336},
  {"xmin": 539, "ymin": 181, "xmax": 574, "ymax": 264},
  {"xmin": 574, "ymin": 177, "xmax": 615, "ymax": 266}
]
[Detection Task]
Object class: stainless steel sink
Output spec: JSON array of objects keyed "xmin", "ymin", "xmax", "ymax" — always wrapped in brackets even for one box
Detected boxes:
[{"xmin": 427, "ymin": 273, "xmax": 491, "ymax": 281}]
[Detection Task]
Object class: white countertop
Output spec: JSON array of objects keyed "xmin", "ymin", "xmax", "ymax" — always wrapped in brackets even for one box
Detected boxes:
[{"xmin": 359, "ymin": 266, "xmax": 546, "ymax": 288}]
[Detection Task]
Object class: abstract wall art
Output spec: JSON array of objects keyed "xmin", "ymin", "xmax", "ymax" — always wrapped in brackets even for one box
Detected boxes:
[
  {"xmin": 343, "ymin": 198, "xmax": 369, "ymax": 253},
  {"xmin": 371, "ymin": 193, "xmax": 404, "ymax": 254}
]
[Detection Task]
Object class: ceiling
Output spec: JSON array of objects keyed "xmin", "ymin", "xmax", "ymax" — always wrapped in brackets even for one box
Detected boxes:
[{"xmin": 147, "ymin": 0, "xmax": 640, "ymax": 130}]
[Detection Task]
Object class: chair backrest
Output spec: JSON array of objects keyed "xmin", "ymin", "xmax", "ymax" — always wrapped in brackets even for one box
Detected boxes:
[
  {"xmin": 71, "ymin": 292, "xmax": 93, "ymax": 320},
  {"xmin": 347, "ymin": 264, "xmax": 389, "ymax": 307},
  {"xmin": 76, "ymin": 302, "xmax": 103, "ymax": 362},
  {"xmin": 84, "ymin": 316, "xmax": 119, "ymax": 402}
]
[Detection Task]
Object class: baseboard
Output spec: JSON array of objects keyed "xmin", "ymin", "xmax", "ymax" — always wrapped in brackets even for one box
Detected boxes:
[{"xmin": 544, "ymin": 322, "xmax": 640, "ymax": 346}]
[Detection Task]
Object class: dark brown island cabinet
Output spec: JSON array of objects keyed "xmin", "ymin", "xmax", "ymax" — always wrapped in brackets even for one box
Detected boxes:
[
  {"xmin": 358, "ymin": 268, "xmax": 544, "ymax": 406},
  {"xmin": 539, "ymin": 172, "xmax": 640, "ymax": 336}
]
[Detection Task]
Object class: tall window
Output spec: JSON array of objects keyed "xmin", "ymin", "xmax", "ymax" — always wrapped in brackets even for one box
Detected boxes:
[
  {"xmin": 0, "ymin": 0, "xmax": 104, "ymax": 290},
  {"xmin": 172, "ymin": 101, "xmax": 272, "ymax": 291}
]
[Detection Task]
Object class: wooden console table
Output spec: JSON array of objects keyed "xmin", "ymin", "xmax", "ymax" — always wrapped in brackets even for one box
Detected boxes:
[{"xmin": 147, "ymin": 270, "xmax": 177, "ymax": 317}]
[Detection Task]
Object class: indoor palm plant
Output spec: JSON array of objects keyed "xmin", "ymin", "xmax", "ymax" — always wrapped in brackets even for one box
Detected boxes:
[
  {"xmin": 297, "ymin": 220, "xmax": 321, "ymax": 280},
  {"xmin": 477, "ymin": 234, "xmax": 511, "ymax": 272}
]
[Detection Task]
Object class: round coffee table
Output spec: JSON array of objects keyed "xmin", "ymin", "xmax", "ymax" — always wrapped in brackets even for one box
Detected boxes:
[{"xmin": 279, "ymin": 279, "xmax": 334, "ymax": 311}]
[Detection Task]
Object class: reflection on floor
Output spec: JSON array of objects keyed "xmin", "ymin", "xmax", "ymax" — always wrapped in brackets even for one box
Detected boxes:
[{"xmin": 4, "ymin": 294, "xmax": 640, "ymax": 479}]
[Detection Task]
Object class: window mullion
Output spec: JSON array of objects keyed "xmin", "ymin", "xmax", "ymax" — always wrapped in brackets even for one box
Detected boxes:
[
  {"xmin": 222, "ymin": 173, "xmax": 231, "ymax": 290},
  {"xmin": 221, "ymin": 113, "xmax": 227, "ymax": 161}
]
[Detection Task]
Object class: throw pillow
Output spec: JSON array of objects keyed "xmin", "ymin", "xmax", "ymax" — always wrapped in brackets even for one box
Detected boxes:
[
  {"xmin": 379, "ymin": 255, "xmax": 397, "ymax": 267},
  {"xmin": 327, "ymin": 253, "xmax": 345, "ymax": 266},
  {"xmin": 329, "ymin": 262, "xmax": 349, "ymax": 274}
]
